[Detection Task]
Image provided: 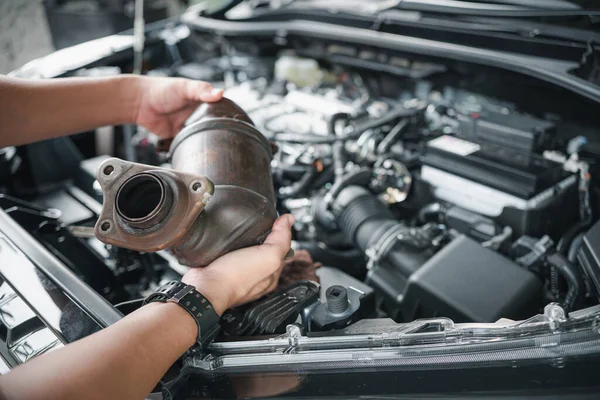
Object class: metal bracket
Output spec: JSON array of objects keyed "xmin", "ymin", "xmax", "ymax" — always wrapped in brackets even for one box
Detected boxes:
[{"xmin": 94, "ymin": 158, "xmax": 215, "ymax": 252}]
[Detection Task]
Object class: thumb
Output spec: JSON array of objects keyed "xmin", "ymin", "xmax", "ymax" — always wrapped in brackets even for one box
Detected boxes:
[
  {"xmin": 262, "ymin": 214, "xmax": 294, "ymax": 259},
  {"xmin": 183, "ymin": 79, "xmax": 224, "ymax": 102}
]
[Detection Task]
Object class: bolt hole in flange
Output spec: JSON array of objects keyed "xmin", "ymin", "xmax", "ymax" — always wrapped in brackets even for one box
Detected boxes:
[
  {"xmin": 191, "ymin": 181, "xmax": 203, "ymax": 192},
  {"xmin": 116, "ymin": 174, "xmax": 165, "ymax": 222},
  {"xmin": 100, "ymin": 221, "xmax": 111, "ymax": 232},
  {"xmin": 103, "ymin": 165, "xmax": 115, "ymax": 176}
]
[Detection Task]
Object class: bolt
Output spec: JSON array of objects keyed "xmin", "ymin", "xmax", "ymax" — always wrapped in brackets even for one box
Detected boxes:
[{"xmin": 326, "ymin": 285, "xmax": 349, "ymax": 314}]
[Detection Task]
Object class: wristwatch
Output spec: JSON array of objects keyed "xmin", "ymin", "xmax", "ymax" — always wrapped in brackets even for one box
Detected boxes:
[{"xmin": 143, "ymin": 281, "xmax": 221, "ymax": 349}]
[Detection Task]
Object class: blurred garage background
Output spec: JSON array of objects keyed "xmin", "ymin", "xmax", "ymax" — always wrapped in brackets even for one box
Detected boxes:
[{"xmin": 0, "ymin": 0, "xmax": 189, "ymax": 74}]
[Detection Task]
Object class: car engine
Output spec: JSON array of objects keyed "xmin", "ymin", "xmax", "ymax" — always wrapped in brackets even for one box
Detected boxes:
[
  {"xmin": 210, "ymin": 54, "xmax": 592, "ymax": 329},
  {"xmin": 3, "ymin": 29, "xmax": 600, "ymax": 348}
]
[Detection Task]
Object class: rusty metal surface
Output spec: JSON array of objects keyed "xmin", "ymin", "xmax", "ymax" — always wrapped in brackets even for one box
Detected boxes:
[
  {"xmin": 95, "ymin": 98, "xmax": 278, "ymax": 267},
  {"xmin": 167, "ymin": 98, "xmax": 277, "ymax": 266},
  {"xmin": 170, "ymin": 98, "xmax": 274, "ymax": 202}
]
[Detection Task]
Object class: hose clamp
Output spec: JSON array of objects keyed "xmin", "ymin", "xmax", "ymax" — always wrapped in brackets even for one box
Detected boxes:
[{"xmin": 365, "ymin": 224, "xmax": 407, "ymax": 270}]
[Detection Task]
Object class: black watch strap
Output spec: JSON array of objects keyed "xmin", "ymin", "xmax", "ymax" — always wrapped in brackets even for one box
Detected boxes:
[{"xmin": 143, "ymin": 281, "xmax": 221, "ymax": 349}]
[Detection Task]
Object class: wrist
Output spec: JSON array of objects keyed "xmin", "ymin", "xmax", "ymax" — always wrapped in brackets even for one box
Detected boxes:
[
  {"xmin": 145, "ymin": 302, "xmax": 198, "ymax": 347},
  {"xmin": 181, "ymin": 274, "xmax": 231, "ymax": 316},
  {"xmin": 115, "ymin": 74, "xmax": 145, "ymax": 125},
  {"xmin": 143, "ymin": 280, "xmax": 225, "ymax": 349}
]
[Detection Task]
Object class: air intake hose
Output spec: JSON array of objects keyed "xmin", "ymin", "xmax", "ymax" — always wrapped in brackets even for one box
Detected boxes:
[{"xmin": 331, "ymin": 186, "xmax": 432, "ymax": 279}]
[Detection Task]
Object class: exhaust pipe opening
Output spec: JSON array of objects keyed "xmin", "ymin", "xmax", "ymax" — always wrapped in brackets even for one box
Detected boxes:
[{"xmin": 116, "ymin": 173, "xmax": 171, "ymax": 229}]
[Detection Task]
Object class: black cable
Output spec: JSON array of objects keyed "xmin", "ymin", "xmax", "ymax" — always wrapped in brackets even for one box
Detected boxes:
[
  {"xmin": 278, "ymin": 166, "xmax": 318, "ymax": 199},
  {"xmin": 327, "ymin": 113, "xmax": 351, "ymax": 136},
  {"xmin": 546, "ymin": 253, "xmax": 584, "ymax": 312},
  {"xmin": 293, "ymin": 241, "xmax": 366, "ymax": 277},
  {"xmin": 550, "ymin": 259, "xmax": 560, "ymax": 301},
  {"xmin": 556, "ymin": 218, "xmax": 592, "ymax": 254},
  {"xmin": 377, "ymin": 119, "xmax": 409, "ymax": 155},
  {"xmin": 311, "ymin": 165, "xmax": 335, "ymax": 189},
  {"xmin": 554, "ymin": 170, "xmax": 592, "ymax": 295},
  {"xmin": 273, "ymin": 106, "xmax": 424, "ymax": 144},
  {"xmin": 294, "ymin": 241, "xmax": 362, "ymax": 258},
  {"xmin": 556, "ymin": 172, "xmax": 592, "ymax": 254},
  {"xmin": 350, "ymin": 106, "xmax": 423, "ymax": 136},
  {"xmin": 568, "ymin": 232, "xmax": 586, "ymax": 264},
  {"xmin": 326, "ymin": 168, "xmax": 372, "ymax": 206},
  {"xmin": 329, "ymin": 113, "xmax": 352, "ymax": 183},
  {"xmin": 579, "ymin": 181, "xmax": 592, "ymax": 222}
]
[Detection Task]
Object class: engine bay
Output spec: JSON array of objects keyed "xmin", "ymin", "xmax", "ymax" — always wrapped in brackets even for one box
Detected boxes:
[
  {"xmin": 214, "ymin": 51, "xmax": 598, "ymax": 330},
  {"xmin": 3, "ymin": 24, "xmax": 600, "ymax": 346}
]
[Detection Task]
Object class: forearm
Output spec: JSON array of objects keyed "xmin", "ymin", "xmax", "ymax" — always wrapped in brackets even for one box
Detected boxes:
[
  {"xmin": 0, "ymin": 302, "xmax": 197, "ymax": 400},
  {"xmin": 0, "ymin": 75, "xmax": 141, "ymax": 147}
]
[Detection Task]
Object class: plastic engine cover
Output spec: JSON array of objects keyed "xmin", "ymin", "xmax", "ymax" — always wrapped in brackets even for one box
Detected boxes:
[{"xmin": 402, "ymin": 235, "xmax": 542, "ymax": 322}]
